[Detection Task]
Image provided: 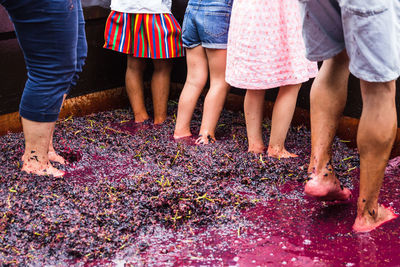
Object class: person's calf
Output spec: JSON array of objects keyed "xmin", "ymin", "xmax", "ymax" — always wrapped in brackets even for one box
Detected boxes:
[
  {"xmin": 152, "ymin": 60, "xmax": 172, "ymax": 124},
  {"xmin": 353, "ymin": 80, "xmax": 398, "ymax": 232}
]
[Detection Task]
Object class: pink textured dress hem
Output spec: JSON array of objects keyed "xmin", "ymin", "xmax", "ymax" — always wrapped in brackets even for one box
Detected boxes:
[{"xmin": 226, "ymin": 0, "xmax": 318, "ymax": 90}]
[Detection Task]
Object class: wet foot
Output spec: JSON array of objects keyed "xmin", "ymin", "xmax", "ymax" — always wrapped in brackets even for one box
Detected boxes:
[
  {"xmin": 22, "ymin": 160, "xmax": 64, "ymax": 177},
  {"xmin": 48, "ymin": 150, "xmax": 67, "ymax": 165},
  {"xmin": 23, "ymin": 151, "xmax": 67, "ymax": 165},
  {"xmin": 305, "ymin": 169, "xmax": 351, "ymax": 201},
  {"xmin": 268, "ymin": 146, "xmax": 298, "ymax": 159},
  {"xmin": 195, "ymin": 134, "xmax": 216, "ymax": 145},
  {"xmin": 353, "ymin": 204, "xmax": 398, "ymax": 233}
]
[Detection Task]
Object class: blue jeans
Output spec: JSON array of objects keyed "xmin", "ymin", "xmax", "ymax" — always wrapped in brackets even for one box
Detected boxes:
[
  {"xmin": 182, "ymin": 0, "xmax": 233, "ymax": 49},
  {"xmin": 1, "ymin": 0, "xmax": 87, "ymax": 122}
]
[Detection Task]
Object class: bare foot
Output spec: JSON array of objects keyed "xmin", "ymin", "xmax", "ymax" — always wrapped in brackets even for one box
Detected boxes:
[
  {"xmin": 353, "ymin": 204, "xmax": 398, "ymax": 233},
  {"xmin": 268, "ymin": 146, "xmax": 298, "ymax": 159},
  {"xmin": 305, "ymin": 167, "xmax": 351, "ymax": 201},
  {"xmin": 154, "ymin": 117, "xmax": 166, "ymax": 125},
  {"xmin": 48, "ymin": 150, "xmax": 67, "ymax": 165},
  {"xmin": 195, "ymin": 134, "xmax": 216, "ymax": 145},
  {"xmin": 248, "ymin": 144, "xmax": 265, "ymax": 154},
  {"xmin": 23, "ymin": 151, "xmax": 67, "ymax": 165},
  {"xmin": 173, "ymin": 131, "xmax": 192, "ymax": 140},
  {"xmin": 134, "ymin": 114, "xmax": 150, "ymax": 123},
  {"xmin": 22, "ymin": 159, "xmax": 64, "ymax": 177}
]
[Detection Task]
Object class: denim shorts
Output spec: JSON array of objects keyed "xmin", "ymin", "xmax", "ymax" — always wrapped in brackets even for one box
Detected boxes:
[
  {"xmin": 299, "ymin": 0, "xmax": 400, "ymax": 82},
  {"xmin": 182, "ymin": 0, "xmax": 233, "ymax": 49}
]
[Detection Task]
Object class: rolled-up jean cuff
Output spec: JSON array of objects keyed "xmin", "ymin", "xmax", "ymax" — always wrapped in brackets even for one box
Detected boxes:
[
  {"xmin": 202, "ymin": 43, "xmax": 227, "ymax": 49},
  {"xmin": 183, "ymin": 43, "xmax": 201, "ymax": 48},
  {"xmin": 19, "ymin": 108, "xmax": 59, "ymax": 123}
]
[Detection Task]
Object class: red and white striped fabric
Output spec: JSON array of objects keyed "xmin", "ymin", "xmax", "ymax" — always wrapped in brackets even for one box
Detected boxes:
[{"xmin": 104, "ymin": 11, "xmax": 184, "ymax": 59}]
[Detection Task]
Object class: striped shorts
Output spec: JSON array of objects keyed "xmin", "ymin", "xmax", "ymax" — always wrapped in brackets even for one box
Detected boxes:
[{"xmin": 104, "ymin": 12, "xmax": 184, "ymax": 59}]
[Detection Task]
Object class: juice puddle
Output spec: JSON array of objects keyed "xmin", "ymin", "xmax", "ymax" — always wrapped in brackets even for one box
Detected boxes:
[{"xmin": 108, "ymin": 168, "xmax": 400, "ymax": 266}]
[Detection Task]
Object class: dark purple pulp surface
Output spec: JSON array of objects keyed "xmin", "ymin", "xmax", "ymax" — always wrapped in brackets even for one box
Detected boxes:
[{"xmin": 0, "ymin": 102, "xmax": 399, "ymax": 266}]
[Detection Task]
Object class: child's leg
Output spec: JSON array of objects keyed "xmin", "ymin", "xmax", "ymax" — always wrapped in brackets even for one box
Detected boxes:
[
  {"xmin": 267, "ymin": 84, "xmax": 301, "ymax": 158},
  {"xmin": 244, "ymin": 90, "xmax": 266, "ymax": 153},
  {"xmin": 174, "ymin": 46, "xmax": 208, "ymax": 138},
  {"xmin": 151, "ymin": 59, "xmax": 173, "ymax": 124},
  {"xmin": 126, "ymin": 55, "xmax": 149, "ymax": 123},
  {"xmin": 195, "ymin": 48, "xmax": 231, "ymax": 144}
]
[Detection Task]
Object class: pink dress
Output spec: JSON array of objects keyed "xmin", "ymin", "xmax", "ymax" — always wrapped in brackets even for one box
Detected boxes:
[{"xmin": 225, "ymin": 0, "xmax": 318, "ymax": 90}]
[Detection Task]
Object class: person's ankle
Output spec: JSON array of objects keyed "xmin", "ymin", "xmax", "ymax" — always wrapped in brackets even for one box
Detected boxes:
[
  {"xmin": 248, "ymin": 143, "xmax": 265, "ymax": 153},
  {"xmin": 309, "ymin": 157, "xmax": 333, "ymax": 175},
  {"xmin": 154, "ymin": 116, "xmax": 167, "ymax": 125},
  {"xmin": 134, "ymin": 114, "xmax": 150, "ymax": 123}
]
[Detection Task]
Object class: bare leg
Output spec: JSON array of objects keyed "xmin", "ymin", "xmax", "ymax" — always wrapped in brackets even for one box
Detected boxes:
[
  {"xmin": 21, "ymin": 118, "xmax": 64, "ymax": 177},
  {"xmin": 126, "ymin": 56, "xmax": 149, "ymax": 123},
  {"xmin": 305, "ymin": 50, "xmax": 351, "ymax": 200},
  {"xmin": 196, "ymin": 48, "xmax": 230, "ymax": 144},
  {"xmin": 353, "ymin": 80, "xmax": 398, "ymax": 232},
  {"xmin": 47, "ymin": 123, "xmax": 66, "ymax": 164},
  {"xmin": 244, "ymin": 90, "xmax": 266, "ymax": 153},
  {"xmin": 151, "ymin": 59, "xmax": 173, "ymax": 124},
  {"xmin": 268, "ymin": 84, "xmax": 301, "ymax": 158},
  {"xmin": 174, "ymin": 46, "xmax": 208, "ymax": 138},
  {"xmin": 22, "ymin": 94, "xmax": 67, "ymax": 165},
  {"xmin": 48, "ymin": 94, "xmax": 67, "ymax": 164}
]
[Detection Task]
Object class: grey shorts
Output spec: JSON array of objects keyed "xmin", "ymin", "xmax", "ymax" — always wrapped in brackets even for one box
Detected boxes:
[{"xmin": 299, "ymin": 0, "xmax": 400, "ymax": 82}]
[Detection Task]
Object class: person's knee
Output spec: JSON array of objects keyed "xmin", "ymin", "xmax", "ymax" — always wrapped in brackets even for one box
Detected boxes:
[
  {"xmin": 361, "ymin": 80, "xmax": 396, "ymax": 94},
  {"xmin": 20, "ymin": 82, "xmax": 66, "ymax": 122},
  {"xmin": 127, "ymin": 57, "xmax": 146, "ymax": 74},
  {"xmin": 185, "ymin": 72, "xmax": 208, "ymax": 90},
  {"xmin": 361, "ymin": 80, "xmax": 396, "ymax": 106},
  {"xmin": 246, "ymin": 90, "xmax": 265, "ymax": 98},
  {"xmin": 152, "ymin": 59, "xmax": 173, "ymax": 74},
  {"xmin": 331, "ymin": 50, "xmax": 350, "ymax": 68}
]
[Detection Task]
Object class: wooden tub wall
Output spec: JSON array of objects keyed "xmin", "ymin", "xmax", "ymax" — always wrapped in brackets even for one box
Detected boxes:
[{"xmin": 1, "ymin": 83, "xmax": 400, "ymax": 158}]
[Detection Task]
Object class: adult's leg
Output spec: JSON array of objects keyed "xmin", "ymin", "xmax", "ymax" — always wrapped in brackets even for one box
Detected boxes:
[
  {"xmin": 268, "ymin": 84, "xmax": 301, "ymax": 158},
  {"xmin": 353, "ymin": 80, "xmax": 398, "ymax": 232},
  {"xmin": 151, "ymin": 59, "xmax": 173, "ymax": 124},
  {"xmin": 24, "ymin": 94, "xmax": 66, "ymax": 165},
  {"xmin": 305, "ymin": 50, "xmax": 351, "ymax": 200},
  {"xmin": 7, "ymin": 0, "xmax": 81, "ymax": 176},
  {"xmin": 48, "ymin": 0, "xmax": 87, "ymax": 165},
  {"xmin": 21, "ymin": 119, "xmax": 64, "ymax": 177},
  {"xmin": 244, "ymin": 90, "xmax": 266, "ymax": 153},
  {"xmin": 48, "ymin": 124, "xmax": 66, "ymax": 164},
  {"xmin": 125, "ymin": 56, "xmax": 149, "ymax": 123},
  {"xmin": 196, "ymin": 48, "xmax": 230, "ymax": 144},
  {"xmin": 174, "ymin": 46, "xmax": 208, "ymax": 138}
]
